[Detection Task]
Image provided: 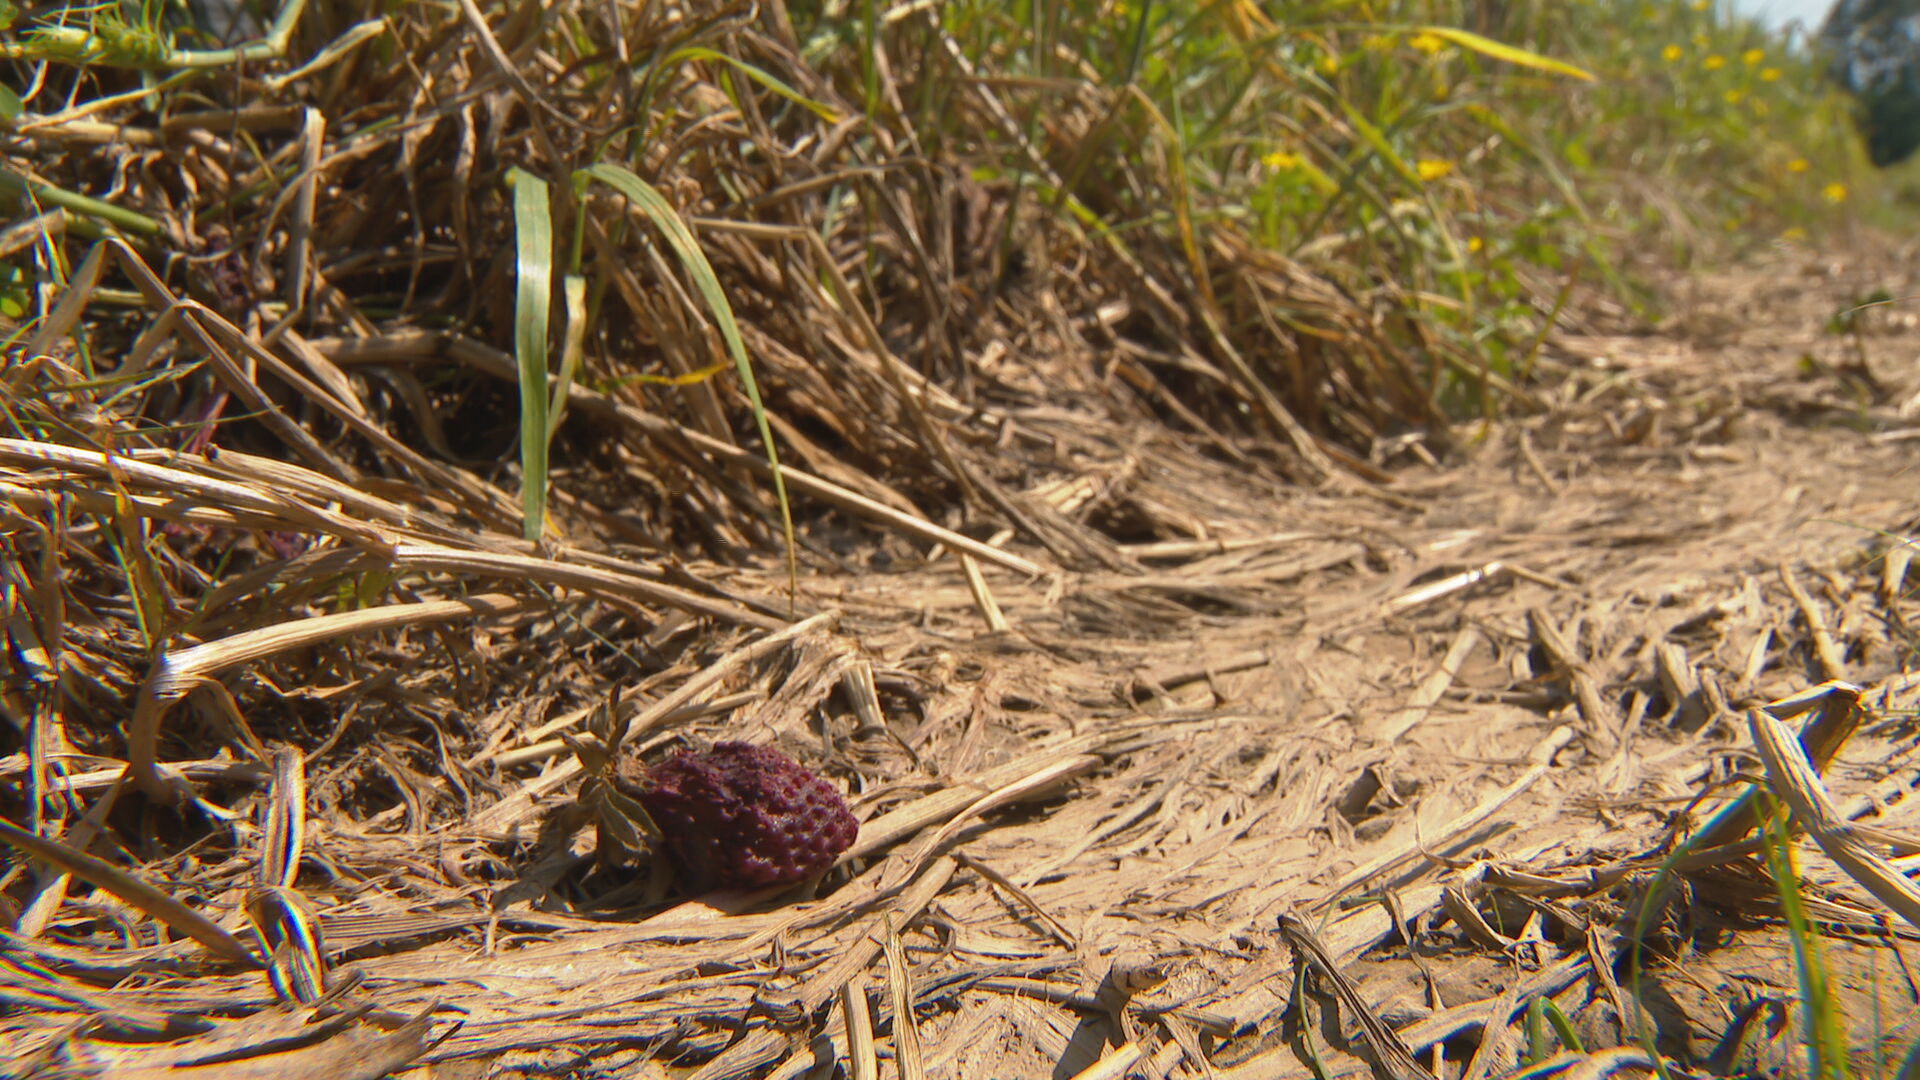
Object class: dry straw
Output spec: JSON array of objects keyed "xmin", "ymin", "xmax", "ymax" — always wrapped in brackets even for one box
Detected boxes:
[{"xmin": 5, "ymin": 0, "xmax": 1920, "ymax": 1076}]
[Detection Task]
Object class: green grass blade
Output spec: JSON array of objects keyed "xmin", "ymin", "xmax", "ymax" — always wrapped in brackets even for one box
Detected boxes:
[
  {"xmin": 549, "ymin": 272, "xmax": 587, "ymax": 443},
  {"xmin": 575, "ymin": 162, "xmax": 797, "ymax": 598},
  {"xmin": 1413, "ymin": 26, "xmax": 1596, "ymax": 82},
  {"xmin": 1331, "ymin": 100, "xmax": 1423, "ymax": 190},
  {"xmin": 1761, "ymin": 791, "xmax": 1850, "ymax": 1080},
  {"xmin": 1523, "ymin": 995, "xmax": 1584, "ymax": 1063},
  {"xmin": 861, "ymin": 0, "xmax": 879, "ymax": 118},
  {"xmin": 106, "ymin": 487, "xmax": 167, "ymax": 650},
  {"xmin": 1122, "ymin": 86, "xmax": 1212, "ymax": 310},
  {"xmin": 1541, "ymin": 996, "xmax": 1583, "ymax": 1054},
  {"xmin": 0, "ymin": 168, "xmax": 163, "ymax": 237},
  {"xmin": 1291, "ymin": 960, "xmax": 1336, "ymax": 1080},
  {"xmin": 662, "ymin": 46, "xmax": 840, "ymax": 121},
  {"xmin": 506, "ymin": 166, "xmax": 554, "ymax": 543},
  {"xmin": 1118, "ymin": 0, "xmax": 1152, "ymax": 86},
  {"xmin": 1524, "ymin": 997, "xmax": 1550, "ymax": 1065}
]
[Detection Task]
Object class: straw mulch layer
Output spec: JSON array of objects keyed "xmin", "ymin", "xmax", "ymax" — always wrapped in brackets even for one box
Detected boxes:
[{"xmin": 5, "ymin": 3, "xmax": 1920, "ymax": 1078}]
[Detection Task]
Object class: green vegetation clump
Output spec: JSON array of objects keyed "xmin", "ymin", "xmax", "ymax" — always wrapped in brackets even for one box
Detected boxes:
[
  {"xmin": 0, "ymin": 0, "xmax": 1900, "ymax": 461},
  {"xmin": 791, "ymin": 0, "xmax": 1885, "ymax": 419}
]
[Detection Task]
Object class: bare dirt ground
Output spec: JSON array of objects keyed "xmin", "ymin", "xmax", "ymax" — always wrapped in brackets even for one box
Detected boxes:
[{"xmin": 10, "ymin": 243, "xmax": 1920, "ymax": 1080}]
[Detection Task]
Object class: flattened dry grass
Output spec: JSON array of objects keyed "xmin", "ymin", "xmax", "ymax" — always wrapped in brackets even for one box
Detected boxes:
[{"xmin": 5, "ymin": 1, "xmax": 1920, "ymax": 1078}]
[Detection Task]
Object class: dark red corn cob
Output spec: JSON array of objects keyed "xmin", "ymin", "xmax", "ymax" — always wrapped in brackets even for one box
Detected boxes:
[{"xmin": 617, "ymin": 742, "xmax": 858, "ymax": 891}]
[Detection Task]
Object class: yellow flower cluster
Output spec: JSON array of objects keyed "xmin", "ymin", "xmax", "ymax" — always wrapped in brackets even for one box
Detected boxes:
[
  {"xmin": 1658, "ymin": 39, "xmax": 1784, "ymax": 123},
  {"xmin": 1648, "ymin": 12, "xmax": 1862, "ymax": 220},
  {"xmin": 1775, "ymin": 157, "xmax": 1852, "ymax": 212}
]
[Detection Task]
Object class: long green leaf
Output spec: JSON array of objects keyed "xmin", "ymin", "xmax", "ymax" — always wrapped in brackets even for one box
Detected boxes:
[
  {"xmin": 1761, "ymin": 792, "xmax": 1849, "ymax": 1080},
  {"xmin": 506, "ymin": 166, "xmax": 553, "ymax": 543},
  {"xmin": 0, "ymin": 168, "xmax": 163, "ymax": 237},
  {"xmin": 663, "ymin": 46, "xmax": 840, "ymax": 121},
  {"xmin": 1332, "ymin": 99, "xmax": 1423, "ymax": 189},
  {"xmin": 549, "ymin": 273, "xmax": 588, "ymax": 443},
  {"xmin": 1414, "ymin": 26, "xmax": 1597, "ymax": 83},
  {"xmin": 575, "ymin": 163, "xmax": 797, "ymax": 595}
]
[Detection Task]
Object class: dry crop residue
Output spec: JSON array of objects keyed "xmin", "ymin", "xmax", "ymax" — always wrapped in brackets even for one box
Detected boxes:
[
  {"xmin": 780, "ymin": 246, "xmax": 1920, "ymax": 1078},
  {"xmin": 8, "ymin": 247, "xmax": 1920, "ymax": 1080}
]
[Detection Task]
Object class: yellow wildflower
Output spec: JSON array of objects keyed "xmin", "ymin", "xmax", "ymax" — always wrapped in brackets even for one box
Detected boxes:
[
  {"xmin": 1467, "ymin": 236, "xmax": 1484, "ymax": 253},
  {"xmin": 1760, "ymin": 67, "xmax": 1781, "ymax": 82},
  {"xmin": 1823, "ymin": 182, "xmax": 1848, "ymax": 204},
  {"xmin": 1787, "ymin": 157, "xmax": 1811, "ymax": 173},
  {"xmin": 1416, "ymin": 158, "xmax": 1454, "ymax": 182},
  {"xmin": 1703, "ymin": 54, "xmax": 1726, "ymax": 71},
  {"xmin": 1743, "ymin": 48, "xmax": 1765, "ymax": 66},
  {"xmin": 1263, "ymin": 150, "xmax": 1303, "ymax": 170},
  {"xmin": 1724, "ymin": 89, "xmax": 1745, "ymax": 105},
  {"xmin": 1662, "ymin": 44, "xmax": 1684, "ymax": 63},
  {"xmin": 1320, "ymin": 54, "xmax": 1341, "ymax": 75},
  {"xmin": 1410, "ymin": 32, "xmax": 1447, "ymax": 55}
]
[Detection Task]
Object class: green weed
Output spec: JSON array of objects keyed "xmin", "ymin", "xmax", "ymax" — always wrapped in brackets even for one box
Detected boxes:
[{"xmin": 794, "ymin": 0, "xmax": 1899, "ymax": 417}]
